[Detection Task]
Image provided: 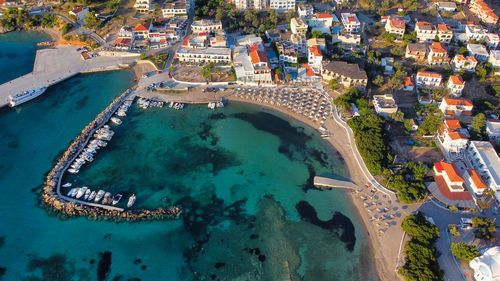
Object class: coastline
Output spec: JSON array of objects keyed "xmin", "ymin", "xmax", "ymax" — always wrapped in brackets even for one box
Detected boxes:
[{"xmin": 224, "ymin": 94, "xmax": 403, "ymax": 281}]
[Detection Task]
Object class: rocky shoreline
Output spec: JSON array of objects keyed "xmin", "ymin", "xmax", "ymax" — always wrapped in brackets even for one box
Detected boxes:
[{"xmin": 40, "ymin": 87, "xmax": 183, "ymax": 222}]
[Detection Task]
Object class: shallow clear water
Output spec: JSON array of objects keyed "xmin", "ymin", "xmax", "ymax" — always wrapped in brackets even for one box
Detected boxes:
[{"xmin": 0, "ymin": 32, "xmax": 378, "ymax": 281}]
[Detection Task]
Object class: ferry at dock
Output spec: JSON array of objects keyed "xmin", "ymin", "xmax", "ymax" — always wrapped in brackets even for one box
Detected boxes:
[{"xmin": 8, "ymin": 86, "xmax": 47, "ymax": 107}]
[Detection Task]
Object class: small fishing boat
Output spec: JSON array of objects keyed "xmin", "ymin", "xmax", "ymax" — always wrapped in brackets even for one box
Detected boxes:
[
  {"xmin": 88, "ymin": 190, "xmax": 97, "ymax": 201},
  {"xmin": 68, "ymin": 168, "xmax": 79, "ymax": 174},
  {"xmin": 112, "ymin": 194, "xmax": 122, "ymax": 205},
  {"xmin": 62, "ymin": 183, "xmax": 72, "ymax": 188},
  {"xmin": 84, "ymin": 189, "xmax": 91, "ymax": 200},
  {"xmin": 95, "ymin": 190, "xmax": 105, "ymax": 202},
  {"xmin": 127, "ymin": 194, "xmax": 136, "ymax": 208},
  {"xmin": 67, "ymin": 188, "xmax": 76, "ymax": 196},
  {"xmin": 111, "ymin": 117, "xmax": 122, "ymax": 125}
]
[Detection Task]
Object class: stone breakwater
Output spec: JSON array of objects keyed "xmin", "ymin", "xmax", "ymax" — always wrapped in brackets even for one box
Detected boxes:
[{"xmin": 40, "ymin": 87, "xmax": 182, "ymax": 222}]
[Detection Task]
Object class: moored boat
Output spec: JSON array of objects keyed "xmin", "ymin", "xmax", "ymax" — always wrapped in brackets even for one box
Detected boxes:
[
  {"xmin": 68, "ymin": 168, "xmax": 79, "ymax": 174},
  {"xmin": 76, "ymin": 186, "xmax": 88, "ymax": 199},
  {"xmin": 112, "ymin": 194, "xmax": 122, "ymax": 205},
  {"xmin": 62, "ymin": 183, "xmax": 72, "ymax": 188},
  {"xmin": 88, "ymin": 190, "xmax": 96, "ymax": 201},
  {"xmin": 67, "ymin": 188, "xmax": 76, "ymax": 196},
  {"xmin": 84, "ymin": 189, "xmax": 91, "ymax": 200},
  {"xmin": 94, "ymin": 190, "xmax": 105, "ymax": 202},
  {"xmin": 8, "ymin": 86, "xmax": 47, "ymax": 107},
  {"xmin": 127, "ymin": 194, "xmax": 136, "ymax": 208},
  {"xmin": 111, "ymin": 117, "xmax": 122, "ymax": 125},
  {"xmin": 103, "ymin": 192, "xmax": 112, "ymax": 204}
]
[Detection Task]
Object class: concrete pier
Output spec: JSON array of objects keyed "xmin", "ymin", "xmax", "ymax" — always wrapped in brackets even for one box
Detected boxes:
[
  {"xmin": 0, "ymin": 45, "xmax": 138, "ymax": 107},
  {"xmin": 313, "ymin": 176, "xmax": 358, "ymax": 189}
]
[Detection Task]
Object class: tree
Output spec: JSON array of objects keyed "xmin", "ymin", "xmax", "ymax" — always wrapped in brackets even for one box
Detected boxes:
[
  {"xmin": 388, "ymin": 76, "xmax": 404, "ymax": 90},
  {"xmin": 385, "ymin": 33, "xmax": 396, "ymax": 43},
  {"xmin": 373, "ymin": 75, "xmax": 385, "ymax": 87},
  {"xmin": 275, "ymin": 67, "xmax": 283, "ymax": 75},
  {"xmin": 390, "ymin": 46, "xmax": 404, "ymax": 57},
  {"xmin": 418, "ymin": 114, "xmax": 441, "ymax": 135},
  {"xmin": 390, "ymin": 111, "xmax": 404, "ymax": 122},
  {"xmin": 329, "ymin": 78, "xmax": 338, "ymax": 90},
  {"xmin": 472, "ymin": 217, "xmax": 497, "ymax": 242},
  {"xmin": 84, "ymin": 12, "xmax": 99, "ymax": 29},
  {"xmin": 406, "ymin": 162, "xmax": 428, "ymax": 181},
  {"xmin": 470, "ymin": 113, "xmax": 486, "ymax": 139},
  {"xmin": 311, "ymin": 29, "xmax": 323, "ymax": 38},
  {"xmin": 451, "ymin": 242, "xmax": 479, "ymax": 261},
  {"xmin": 401, "ymin": 213, "xmax": 440, "ymax": 244},
  {"xmin": 347, "ymin": 113, "xmax": 393, "ymax": 175},
  {"xmin": 458, "ymin": 46, "xmax": 467, "ymax": 54},
  {"xmin": 200, "ymin": 62, "xmax": 215, "ymax": 82},
  {"xmin": 476, "ymin": 64, "xmax": 488, "ymax": 81}
]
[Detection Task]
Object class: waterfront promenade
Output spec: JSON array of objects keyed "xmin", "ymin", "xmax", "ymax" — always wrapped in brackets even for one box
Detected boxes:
[{"xmin": 0, "ymin": 45, "xmax": 138, "ymax": 107}]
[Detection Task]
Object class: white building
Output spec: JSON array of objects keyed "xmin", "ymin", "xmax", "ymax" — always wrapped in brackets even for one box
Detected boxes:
[
  {"xmin": 486, "ymin": 119, "xmax": 500, "ymax": 143},
  {"xmin": 447, "ymin": 75, "xmax": 465, "ymax": 97},
  {"xmin": 464, "ymin": 169, "xmax": 488, "ymax": 195},
  {"xmin": 434, "ymin": 1, "xmax": 457, "ymax": 11},
  {"xmin": 433, "ymin": 161, "xmax": 466, "ymax": 192},
  {"xmin": 298, "ymin": 4, "xmax": 314, "ymax": 18},
  {"xmin": 467, "ymin": 43, "xmax": 490, "ymax": 62},
  {"xmin": 486, "ymin": 33, "xmax": 500, "ymax": 49},
  {"xmin": 416, "ymin": 71, "xmax": 442, "ymax": 87},
  {"xmin": 373, "ymin": 94, "xmax": 398, "ymax": 117},
  {"xmin": 331, "ymin": 32, "xmax": 361, "ymax": 48},
  {"xmin": 465, "ymin": 24, "xmax": 486, "ymax": 41},
  {"xmin": 270, "ymin": 0, "xmax": 295, "ymax": 12},
  {"xmin": 385, "ymin": 16, "xmax": 405, "ymax": 39},
  {"xmin": 415, "ymin": 21, "xmax": 437, "ymax": 43},
  {"xmin": 233, "ymin": 47, "xmax": 255, "ymax": 84},
  {"xmin": 307, "ymin": 13, "xmax": 335, "ymax": 34},
  {"xmin": 340, "ymin": 13, "xmax": 361, "ymax": 33},
  {"xmin": 467, "ymin": 141, "xmax": 500, "ymax": 192},
  {"xmin": 489, "ymin": 50, "xmax": 500, "ymax": 68},
  {"xmin": 132, "ymin": 22, "xmax": 151, "ymax": 39},
  {"xmin": 291, "ymin": 17, "xmax": 308, "ymax": 35},
  {"xmin": 134, "ymin": 0, "xmax": 152, "ymax": 13},
  {"xmin": 162, "ymin": 1, "xmax": 189, "ymax": 18},
  {"xmin": 439, "ymin": 98, "xmax": 473, "ymax": 116},
  {"xmin": 428, "ymin": 41, "xmax": 449, "ymax": 66},
  {"xmin": 249, "ymin": 50, "xmax": 273, "ymax": 84},
  {"xmin": 69, "ymin": 6, "xmax": 89, "ymax": 20},
  {"xmin": 176, "ymin": 46, "xmax": 231, "ymax": 63},
  {"xmin": 307, "ymin": 45, "xmax": 322, "ymax": 69},
  {"xmin": 437, "ymin": 24, "xmax": 454, "ymax": 43},
  {"xmin": 470, "ymin": 246, "xmax": 500, "ymax": 281},
  {"xmin": 191, "ymin": 20, "xmax": 223, "ymax": 34},
  {"xmin": 452, "ymin": 54, "xmax": 478, "ymax": 72},
  {"xmin": 236, "ymin": 34, "xmax": 263, "ymax": 47},
  {"xmin": 438, "ymin": 118, "xmax": 469, "ymax": 155}
]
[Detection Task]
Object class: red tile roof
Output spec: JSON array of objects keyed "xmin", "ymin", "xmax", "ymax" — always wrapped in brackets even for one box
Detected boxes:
[
  {"xmin": 250, "ymin": 50, "xmax": 268, "ymax": 64},
  {"xmin": 72, "ymin": 6, "xmax": 84, "ymax": 14},
  {"xmin": 404, "ymin": 76, "xmax": 414, "ymax": 87},
  {"xmin": 449, "ymin": 75, "xmax": 464, "ymax": 86},
  {"xmin": 443, "ymin": 98, "xmax": 473, "ymax": 107},
  {"xmin": 444, "ymin": 118, "xmax": 461, "ymax": 129},
  {"xmin": 417, "ymin": 71, "xmax": 442, "ymax": 78},
  {"xmin": 454, "ymin": 54, "xmax": 466, "ymax": 61},
  {"xmin": 133, "ymin": 22, "xmax": 151, "ymax": 31},
  {"xmin": 309, "ymin": 45, "xmax": 322, "ymax": 57},
  {"xmin": 467, "ymin": 169, "xmax": 487, "ymax": 190},
  {"xmin": 433, "ymin": 175, "xmax": 472, "ymax": 200},
  {"xmin": 389, "ymin": 18, "xmax": 405, "ymax": 29},
  {"xmin": 416, "ymin": 21, "xmax": 432, "ymax": 26},
  {"xmin": 435, "ymin": 162, "xmax": 465, "ymax": 182},
  {"xmin": 437, "ymin": 24, "xmax": 451, "ymax": 31},
  {"xmin": 316, "ymin": 12, "xmax": 333, "ymax": 19},
  {"xmin": 447, "ymin": 131, "xmax": 468, "ymax": 140},
  {"xmin": 113, "ymin": 38, "xmax": 131, "ymax": 45},
  {"xmin": 429, "ymin": 42, "xmax": 447, "ymax": 53}
]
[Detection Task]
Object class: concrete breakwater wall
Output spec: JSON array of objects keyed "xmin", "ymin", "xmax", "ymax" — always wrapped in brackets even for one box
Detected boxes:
[{"xmin": 40, "ymin": 87, "xmax": 182, "ymax": 222}]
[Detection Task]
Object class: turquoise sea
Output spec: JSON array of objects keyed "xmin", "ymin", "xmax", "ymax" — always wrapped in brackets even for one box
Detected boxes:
[{"xmin": 0, "ymin": 31, "xmax": 378, "ymax": 281}]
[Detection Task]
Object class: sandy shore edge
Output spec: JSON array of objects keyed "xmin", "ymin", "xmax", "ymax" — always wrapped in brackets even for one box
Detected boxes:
[{"xmin": 224, "ymin": 94, "xmax": 402, "ymax": 281}]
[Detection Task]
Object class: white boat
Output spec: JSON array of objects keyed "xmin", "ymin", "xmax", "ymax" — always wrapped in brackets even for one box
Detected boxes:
[
  {"xmin": 116, "ymin": 110, "xmax": 126, "ymax": 117},
  {"xmin": 76, "ymin": 186, "xmax": 88, "ymax": 199},
  {"xmin": 95, "ymin": 190, "xmax": 105, "ymax": 202},
  {"xmin": 103, "ymin": 192, "xmax": 112, "ymax": 204},
  {"xmin": 208, "ymin": 102, "xmax": 216, "ymax": 110},
  {"xmin": 70, "ymin": 188, "xmax": 79, "ymax": 197},
  {"xmin": 127, "ymin": 194, "xmax": 136, "ymax": 208},
  {"xmin": 67, "ymin": 188, "xmax": 76, "ymax": 196},
  {"xmin": 8, "ymin": 86, "xmax": 47, "ymax": 107},
  {"xmin": 68, "ymin": 168, "xmax": 79, "ymax": 174},
  {"xmin": 62, "ymin": 183, "xmax": 72, "ymax": 188},
  {"xmin": 112, "ymin": 194, "xmax": 122, "ymax": 205},
  {"xmin": 216, "ymin": 101, "xmax": 224, "ymax": 108},
  {"xmin": 84, "ymin": 189, "xmax": 91, "ymax": 200},
  {"xmin": 88, "ymin": 191, "xmax": 96, "ymax": 201},
  {"xmin": 111, "ymin": 117, "xmax": 122, "ymax": 125},
  {"xmin": 169, "ymin": 101, "xmax": 174, "ymax": 108}
]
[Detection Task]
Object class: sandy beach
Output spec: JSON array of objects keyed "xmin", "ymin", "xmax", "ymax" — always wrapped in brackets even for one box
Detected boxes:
[{"xmin": 224, "ymin": 92, "xmax": 418, "ymax": 281}]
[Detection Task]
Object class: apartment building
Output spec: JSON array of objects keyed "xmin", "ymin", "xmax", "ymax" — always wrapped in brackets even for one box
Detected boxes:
[
  {"xmin": 405, "ymin": 43, "xmax": 427, "ymax": 61},
  {"xmin": 439, "ymin": 98, "xmax": 473, "ymax": 116},
  {"xmin": 428, "ymin": 41, "xmax": 450, "ymax": 66},
  {"xmin": 446, "ymin": 75, "xmax": 465, "ymax": 97},
  {"xmin": 322, "ymin": 61, "xmax": 368, "ymax": 90},
  {"xmin": 416, "ymin": 71, "xmax": 442, "ymax": 87},
  {"xmin": 340, "ymin": 13, "xmax": 361, "ymax": 33},
  {"xmin": 385, "ymin": 16, "xmax": 405, "ymax": 39}
]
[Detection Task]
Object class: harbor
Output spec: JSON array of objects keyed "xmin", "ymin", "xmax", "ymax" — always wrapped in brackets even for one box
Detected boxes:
[
  {"xmin": 0, "ymin": 45, "xmax": 138, "ymax": 107},
  {"xmin": 41, "ymin": 86, "xmax": 183, "ymax": 221}
]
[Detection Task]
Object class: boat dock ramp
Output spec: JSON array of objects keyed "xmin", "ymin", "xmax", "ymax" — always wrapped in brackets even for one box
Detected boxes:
[{"xmin": 313, "ymin": 176, "xmax": 358, "ymax": 189}]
